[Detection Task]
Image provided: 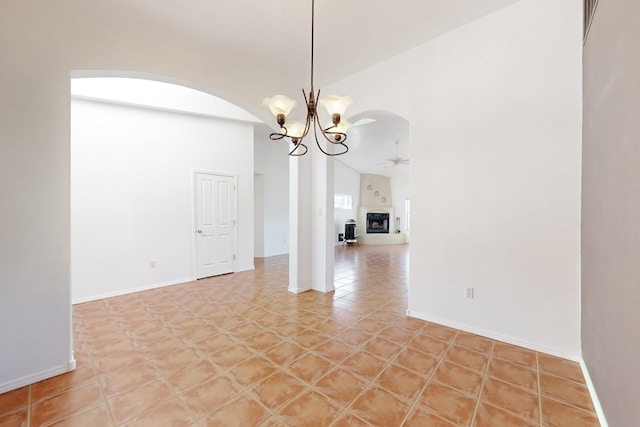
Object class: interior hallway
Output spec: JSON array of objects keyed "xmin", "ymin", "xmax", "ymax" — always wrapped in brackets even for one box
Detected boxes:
[{"xmin": 0, "ymin": 245, "xmax": 598, "ymax": 426}]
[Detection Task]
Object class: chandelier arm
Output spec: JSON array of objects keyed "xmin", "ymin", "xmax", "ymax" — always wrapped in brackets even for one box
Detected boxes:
[
  {"xmin": 301, "ymin": 104, "xmax": 313, "ymax": 139},
  {"xmin": 268, "ymin": 131, "xmax": 287, "ymax": 141},
  {"xmin": 264, "ymin": 0, "xmax": 351, "ymax": 157},
  {"xmin": 289, "ymin": 142, "xmax": 308, "ymax": 156},
  {"xmin": 319, "ymin": 123, "xmax": 348, "ymax": 145},
  {"xmin": 312, "ymin": 110, "xmax": 348, "ymax": 156},
  {"xmin": 322, "ymin": 130, "xmax": 349, "ymax": 145}
]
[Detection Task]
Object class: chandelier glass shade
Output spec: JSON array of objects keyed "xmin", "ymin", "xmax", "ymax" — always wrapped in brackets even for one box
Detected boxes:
[{"xmin": 263, "ymin": 0, "xmax": 353, "ymax": 156}]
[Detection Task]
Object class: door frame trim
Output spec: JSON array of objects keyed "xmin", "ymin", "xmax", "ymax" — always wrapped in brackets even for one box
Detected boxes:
[{"xmin": 191, "ymin": 169, "xmax": 238, "ymax": 280}]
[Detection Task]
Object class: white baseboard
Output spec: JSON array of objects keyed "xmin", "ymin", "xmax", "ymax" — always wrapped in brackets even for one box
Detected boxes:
[
  {"xmin": 0, "ymin": 358, "xmax": 76, "ymax": 394},
  {"xmin": 288, "ymin": 285, "xmax": 311, "ymax": 294},
  {"xmin": 312, "ymin": 284, "xmax": 335, "ymax": 294},
  {"xmin": 579, "ymin": 359, "xmax": 609, "ymax": 427},
  {"xmin": 235, "ymin": 264, "xmax": 256, "ymax": 272},
  {"xmin": 406, "ymin": 309, "xmax": 580, "ymax": 361},
  {"xmin": 72, "ymin": 277, "xmax": 194, "ymax": 305}
]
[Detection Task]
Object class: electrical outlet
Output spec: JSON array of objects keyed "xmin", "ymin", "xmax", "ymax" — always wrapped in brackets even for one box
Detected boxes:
[
  {"xmin": 149, "ymin": 260, "xmax": 156, "ymax": 268},
  {"xmin": 465, "ymin": 287, "xmax": 474, "ymax": 299}
]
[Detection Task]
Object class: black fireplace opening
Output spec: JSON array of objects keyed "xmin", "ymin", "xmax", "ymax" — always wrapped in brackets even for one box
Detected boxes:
[{"xmin": 366, "ymin": 213, "xmax": 390, "ymax": 234}]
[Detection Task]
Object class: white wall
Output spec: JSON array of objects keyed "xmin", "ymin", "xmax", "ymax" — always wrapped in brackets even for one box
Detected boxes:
[
  {"xmin": 71, "ymin": 98, "xmax": 254, "ymax": 302},
  {"xmin": 328, "ymin": 0, "xmax": 583, "ymax": 358},
  {"xmin": 582, "ymin": 0, "xmax": 640, "ymax": 424},
  {"xmin": 1, "ymin": 0, "xmax": 280, "ymax": 392},
  {"xmin": 391, "ymin": 175, "xmax": 411, "ymax": 241},
  {"xmin": 0, "ymin": 0, "xmax": 582, "ymax": 394},
  {"xmin": 254, "ymin": 138, "xmax": 289, "ymax": 257},
  {"xmin": 334, "ymin": 160, "xmax": 361, "ymax": 244},
  {"xmin": 254, "ymin": 174, "xmax": 265, "ymax": 257}
]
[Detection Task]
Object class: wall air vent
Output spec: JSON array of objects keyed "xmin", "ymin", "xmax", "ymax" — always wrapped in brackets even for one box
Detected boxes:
[{"xmin": 584, "ymin": 0, "xmax": 599, "ymax": 41}]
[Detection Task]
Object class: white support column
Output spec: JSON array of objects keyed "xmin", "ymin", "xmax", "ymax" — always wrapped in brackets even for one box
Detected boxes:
[
  {"xmin": 288, "ymin": 153, "xmax": 312, "ymax": 293},
  {"xmin": 288, "ymin": 140, "xmax": 335, "ymax": 294},
  {"xmin": 311, "ymin": 143, "xmax": 335, "ymax": 293}
]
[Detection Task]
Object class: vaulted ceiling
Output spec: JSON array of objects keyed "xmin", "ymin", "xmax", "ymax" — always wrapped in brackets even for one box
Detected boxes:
[{"xmin": 55, "ymin": 0, "xmax": 521, "ymax": 176}]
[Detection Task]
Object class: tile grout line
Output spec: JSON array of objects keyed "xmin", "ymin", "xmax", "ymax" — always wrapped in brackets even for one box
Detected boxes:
[
  {"xmin": 468, "ymin": 340, "xmax": 495, "ymax": 427},
  {"xmin": 311, "ymin": 311, "xmax": 419, "ymax": 426},
  {"xmin": 27, "ymin": 384, "xmax": 31, "ymax": 427},
  {"xmin": 287, "ymin": 316, "xmax": 381, "ymax": 425},
  {"xmin": 537, "ymin": 352, "xmax": 543, "ymax": 427},
  {"xmin": 397, "ymin": 326, "xmax": 458, "ymax": 426},
  {"xmin": 93, "ymin": 363, "xmax": 117, "ymax": 427},
  {"xmin": 53, "ymin": 247, "xmax": 599, "ymax": 426}
]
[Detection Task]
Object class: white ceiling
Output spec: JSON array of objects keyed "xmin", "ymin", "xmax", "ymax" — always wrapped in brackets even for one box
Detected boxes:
[{"xmin": 55, "ymin": 0, "xmax": 521, "ymax": 177}]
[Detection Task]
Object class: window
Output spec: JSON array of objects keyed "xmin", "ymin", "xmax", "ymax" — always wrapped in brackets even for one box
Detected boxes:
[
  {"xmin": 405, "ymin": 199, "xmax": 411, "ymax": 230},
  {"xmin": 334, "ymin": 194, "xmax": 352, "ymax": 210}
]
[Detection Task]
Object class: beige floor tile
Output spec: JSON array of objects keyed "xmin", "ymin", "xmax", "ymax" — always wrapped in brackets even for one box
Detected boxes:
[
  {"xmin": 0, "ymin": 408, "xmax": 28, "ymax": 427},
  {"xmin": 423, "ymin": 323, "xmax": 459, "ymax": 343},
  {"xmin": 288, "ymin": 353, "xmax": 334, "ymax": 384},
  {"xmin": 278, "ymin": 390, "xmax": 342, "ymax": 427},
  {"xmin": 202, "ymin": 394, "xmax": 270, "ymax": 427},
  {"xmin": 341, "ymin": 351, "xmax": 387, "ymax": 380},
  {"xmin": 492, "ymin": 342, "xmax": 537, "ymax": 369},
  {"xmin": 374, "ymin": 364, "xmax": 427, "ymax": 402},
  {"xmin": 12, "ymin": 245, "xmax": 601, "ymax": 426},
  {"xmin": 120, "ymin": 398, "xmax": 192, "ymax": 427},
  {"xmin": 487, "ymin": 356, "xmax": 538, "ymax": 393},
  {"xmin": 480, "ymin": 376, "xmax": 540, "ymax": 423},
  {"xmin": 229, "ymin": 356, "xmax": 278, "ymax": 387},
  {"xmin": 539, "ymin": 372, "xmax": 595, "ymax": 412},
  {"xmin": 454, "ymin": 332, "xmax": 494, "ymax": 354},
  {"xmin": 473, "ymin": 401, "xmax": 538, "ymax": 427},
  {"xmin": 180, "ymin": 375, "xmax": 239, "ymax": 419},
  {"xmin": 107, "ymin": 378, "xmax": 172, "ymax": 424},
  {"xmin": 332, "ymin": 411, "xmax": 373, "ymax": 427},
  {"xmin": 418, "ymin": 381, "xmax": 477, "ymax": 426},
  {"xmin": 363, "ymin": 336, "xmax": 403, "ymax": 360},
  {"xmin": 314, "ymin": 367, "xmax": 368, "ymax": 407},
  {"xmin": 50, "ymin": 403, "xmax": 113, "ymax": 426},
  {"xmin": 0, "ymin": 386, "xmax": 29, "ymax": 416},
  {"xmin": 251, "ymin": 371, "xmax": 306, "ymax": 411},
  {"xmin": 432, "ymin": 361, "xmax": 484, "ymax": 396},
  {"xmin": 165, "ymin": 359, "xmax": 219, "ymax": 393},
  {"xmin": 408, "ymin": 333, "xmax": 449, "ymax": 359},
  {"xmin": 443, "ymin": 345, "xmax": 490, "ymax": 373},
  {"xmin": 538, "ymin": 354, "xmax": 585, "ymax": 384},
  {"xmin": 30, "ymin": 381, "xmax": 103, "ymax": 427},
  {"xmin": 404, "ymin": 406, "xmax": 456, "ymax": 427},
  {"xmin": 540, "ymin": 396, "xmax": 601, "ymax": 427},
  {"xmin": 350, "ymin": 385, "xmax": 411, "ymax": 426},
  {"xmin": 313, "ymin": 340, "xmax": 355, "ymax": 363}
]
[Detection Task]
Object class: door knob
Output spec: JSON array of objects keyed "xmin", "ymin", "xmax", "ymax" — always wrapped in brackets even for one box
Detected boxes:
[{"xmin": 197, "ymin": 229, "xmax": 203, "ymax": 234}]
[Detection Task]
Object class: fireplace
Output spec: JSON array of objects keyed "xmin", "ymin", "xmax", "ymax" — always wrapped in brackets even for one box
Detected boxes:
[{"xmin": 366, "ymin": 213, "xmax": 390, "ymax": 234}]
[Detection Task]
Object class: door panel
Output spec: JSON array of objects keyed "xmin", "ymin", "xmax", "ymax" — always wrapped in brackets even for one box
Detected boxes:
[{"xmin": 195, "ymin": 173, "xmax": 235, "ymax": 279}]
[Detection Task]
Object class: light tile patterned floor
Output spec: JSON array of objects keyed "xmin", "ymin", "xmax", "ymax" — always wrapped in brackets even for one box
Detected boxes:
[{"xmin": 0, "ymin": 245, "xmax": 600, "ymax": 426}]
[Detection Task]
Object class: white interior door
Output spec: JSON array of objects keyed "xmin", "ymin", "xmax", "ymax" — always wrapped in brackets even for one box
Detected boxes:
[{"xmin": 195, "ymin": 172, "xmax": 236, "ymax": 279}]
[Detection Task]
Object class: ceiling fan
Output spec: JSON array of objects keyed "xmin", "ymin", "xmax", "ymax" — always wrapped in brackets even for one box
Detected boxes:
[{"xmin": 377, "ymin": 140, "xmax": 409, "ymax": 167}]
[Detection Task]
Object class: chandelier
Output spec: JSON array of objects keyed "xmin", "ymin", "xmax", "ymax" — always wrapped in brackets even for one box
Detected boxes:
[{"xmin": 262, "ymin": 0, "xmax": 353, "ymax": 156}]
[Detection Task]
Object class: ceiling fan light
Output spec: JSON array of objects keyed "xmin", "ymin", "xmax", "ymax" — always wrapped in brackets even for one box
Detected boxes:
[
  {"xmin": 263, "ymin": 95, "xmax": 297, "ymax": 118},
  {"xmin": 319, "ymin": 95, "xmax": 353, "ymax": 117}
]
